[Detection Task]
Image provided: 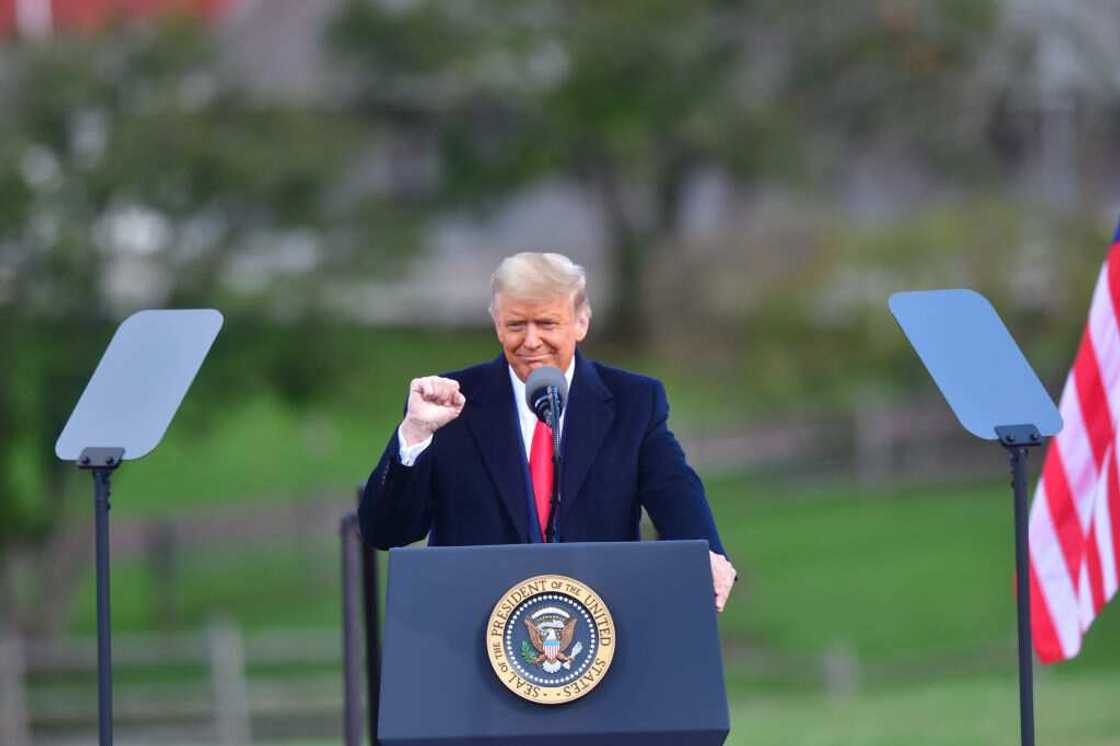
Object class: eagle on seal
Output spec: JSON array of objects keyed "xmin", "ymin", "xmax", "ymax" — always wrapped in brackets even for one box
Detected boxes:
[{"xmin": 524, "ymin": 616, "xmax": 577, "ymax": 664}]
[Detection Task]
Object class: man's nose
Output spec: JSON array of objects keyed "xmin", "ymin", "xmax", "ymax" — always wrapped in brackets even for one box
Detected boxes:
[{"xmin": 524, "ymin": 325, "xmax": 541, "ymax": 348}]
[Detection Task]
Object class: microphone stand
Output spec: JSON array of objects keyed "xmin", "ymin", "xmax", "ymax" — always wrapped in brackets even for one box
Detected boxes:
[{"xmin": 545, "ymin": 388, "xmax": 562, "ymax": 543}]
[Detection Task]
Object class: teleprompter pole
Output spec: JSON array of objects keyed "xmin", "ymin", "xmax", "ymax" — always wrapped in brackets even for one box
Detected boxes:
[
  {"xmin": 996, "ymin": 425, "xmax": 1042, "ymax": 746},
  {"xmin": 80, "ymin": 447, "xmax": 124, "ymax": 746},
  {"xmin": 54, "ymin": 310, "xmax": 223, "ymax": 746},
  {"xmin": 94, "ymin": 470, "xmax": 112, "ymax": 746}
]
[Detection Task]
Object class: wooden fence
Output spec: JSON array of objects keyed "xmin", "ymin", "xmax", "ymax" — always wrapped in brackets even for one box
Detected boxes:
[
  {"xmin": 1, "ymin": 622, "xmax": 354, "ymax": 746},
  {"xmin": 0, "ymin": 621, "xmax": 1025, "ymax": 745}
]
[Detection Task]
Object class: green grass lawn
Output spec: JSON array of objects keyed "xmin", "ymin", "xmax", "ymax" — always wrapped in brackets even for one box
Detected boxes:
[
  {"xmin": 206, "ymin": 673, "xmax": 1120, "ymax": 745},
  {"xmin": 61, "ymin": 328, "xmax": 794, "ymax": 519},
  {"xmin": 68, "ymin": 540, "xmax": 345, "ymax": 633},
  {"xmin": 262, "ymin": 673, "xmax": 1120, "ymax": 746},
  {"xmin": 710, "ymin": 474, "xmax": 1120, "ymax": 675},
  {"xmin": 70, "ymin": 471, "xmax": 1120, "ymax": 674},
  {"xmin": 40, "ymin": 326, "xmax": 1120, "ymax": 742},
  {"xmin": 728, "ymin": 671, "xmax": 1120, "ymax": 745},
  {"xmin": 711, "ymin": 476, "xmax": 1025, "ymax": 662},
  {"xmin": 48, "ymin": 336, "xmax": 1120, "ymax": 741},
  {"xmin": 59, "ymin": 469, "xmax": 1120, "ymax": 743}
]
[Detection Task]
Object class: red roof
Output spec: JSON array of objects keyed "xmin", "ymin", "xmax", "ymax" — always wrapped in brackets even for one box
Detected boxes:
[{"xmin": 0, "ymin": 0, "xmax": 239, "ymax": 37}]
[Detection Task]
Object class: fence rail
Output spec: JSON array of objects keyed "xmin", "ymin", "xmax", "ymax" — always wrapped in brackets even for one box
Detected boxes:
[
  {"xmin": 2, "ymin": 623, "xmax": 1026, "ymax": 745},
  {"xmin": 4, "ymin": 624, "xmax": 353, "ymax": 746}
]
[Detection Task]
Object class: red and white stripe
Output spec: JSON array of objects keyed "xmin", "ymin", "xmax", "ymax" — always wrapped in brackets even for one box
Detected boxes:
[{"xmin": 1030, "ymin": 237, "xmax": 1120, "ymax": 662}]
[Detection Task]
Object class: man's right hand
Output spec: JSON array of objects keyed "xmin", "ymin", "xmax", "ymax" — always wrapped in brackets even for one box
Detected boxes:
[{"xmin": 400, "ymin": 376, "xmax": 466, "ymax": 446}]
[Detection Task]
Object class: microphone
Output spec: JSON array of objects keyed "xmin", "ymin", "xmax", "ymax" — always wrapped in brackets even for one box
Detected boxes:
[
  {"xmin": 525, "ymin": 365, "xmax": 566, "ymax": 543},
  {"xmin": 525, "ymin": 365, "xmax": 567, "ymax": 426}
]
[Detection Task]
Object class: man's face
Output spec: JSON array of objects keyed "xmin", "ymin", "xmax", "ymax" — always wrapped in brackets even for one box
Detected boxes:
[{"xmin": 492, "ymin": 293, "xmax": 590, "ymax": 382}]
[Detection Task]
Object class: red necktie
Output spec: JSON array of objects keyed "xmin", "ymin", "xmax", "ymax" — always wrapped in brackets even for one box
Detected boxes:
[{"xmin": 529, "ymin": 420, "xmax": 554, "ymax": 541}]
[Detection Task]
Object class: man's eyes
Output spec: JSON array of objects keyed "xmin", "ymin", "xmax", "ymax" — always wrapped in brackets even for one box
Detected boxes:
[{"xmin": 507, "ymin": 321, "xmax": 558, "ymax": 329}]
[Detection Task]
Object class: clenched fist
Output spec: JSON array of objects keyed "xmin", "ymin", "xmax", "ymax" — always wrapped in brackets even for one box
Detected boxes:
[{"xmin": 400, "ymin": 376, "xmax": 466, "ymax": 446}]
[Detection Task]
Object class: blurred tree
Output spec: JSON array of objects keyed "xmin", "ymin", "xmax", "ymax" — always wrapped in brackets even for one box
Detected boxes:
[
  {"xmin": 329, "ymin": 0, "xmax": 1000, "ymax": 343},
  {"xmin": 0, "ymin": 0, "xmax": 1016, "ymax": 633},
  {"xmin": 0, "ymin": 20, "xmax": 359, "ymax": 632},
  {"xmin": 779, "ymin": 0, "xmax": 1001, "ymax": 175}
]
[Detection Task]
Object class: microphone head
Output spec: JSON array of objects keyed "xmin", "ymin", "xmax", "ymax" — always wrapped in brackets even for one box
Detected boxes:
[{"xmin": 524, "ymin": 365, "xmax": 567, "ymax": 423}]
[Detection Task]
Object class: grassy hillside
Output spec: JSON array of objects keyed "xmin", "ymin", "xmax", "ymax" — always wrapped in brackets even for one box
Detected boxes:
[
  {"xmin": 49, "ymin": 328, "xmax": 1120, "ymax": 742},
  {"xmin": 70, "ymin": 470, "xmax": 1120, "ymax": 674},
  {"xmin": 728, "ymin": 671, "xmax": 1120, "ymax": 745}
]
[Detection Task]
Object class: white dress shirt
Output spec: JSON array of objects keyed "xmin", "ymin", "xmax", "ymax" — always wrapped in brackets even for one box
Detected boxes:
[{"xmin": 396, "ymin": 359, "xmax": 576, "ymax": 466}]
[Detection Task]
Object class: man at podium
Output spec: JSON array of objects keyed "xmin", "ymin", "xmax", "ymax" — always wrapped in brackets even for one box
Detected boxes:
[{"xmin": 360, "ymin": 252, "xmax": 737, "ymax": 611}]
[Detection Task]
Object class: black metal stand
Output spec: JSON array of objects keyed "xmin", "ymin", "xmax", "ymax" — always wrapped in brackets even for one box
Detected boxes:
[
  {"xmin": 340, "ymin": 487, "xmax": 384, "ymax": 746},
  {"xmin": 340, "ymin": 513, "xmax": 363, "ymax": 746},
  {"xmin": 361, "ymin": 522, "xmax": 381, "ymax": 746},
  {"xmin": 995, "ymin": 425, "xmax": 1042, "ymax": 746},
  {"xmin": 78, "ymin": 447, "xmax": 124, "ymax": 746}
]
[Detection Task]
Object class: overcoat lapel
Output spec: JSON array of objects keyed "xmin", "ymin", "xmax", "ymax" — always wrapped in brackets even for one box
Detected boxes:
[
  {"xmin": 463, "ymin": 356, "xmax": 531, "ymax": 543},
  {"xmin": 561, "ymin": 352, "xmax": 614, "ymax": 517}
]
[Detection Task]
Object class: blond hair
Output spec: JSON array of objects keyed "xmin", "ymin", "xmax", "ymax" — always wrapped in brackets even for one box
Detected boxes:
[{"xmin": 489, "ymin": 252, "xmax": 591, "ymax": 318}]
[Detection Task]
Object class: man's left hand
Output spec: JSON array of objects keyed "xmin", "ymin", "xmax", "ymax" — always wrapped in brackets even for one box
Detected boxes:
[{"xmin": 710, "ymin": 551, "xmax": 737, "ymax": 613}]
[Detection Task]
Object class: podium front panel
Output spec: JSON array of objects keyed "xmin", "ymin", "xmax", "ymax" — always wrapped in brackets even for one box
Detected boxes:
[{"xmin": 378, "ymin": 540, "xmax": 729, "ymax": 745}]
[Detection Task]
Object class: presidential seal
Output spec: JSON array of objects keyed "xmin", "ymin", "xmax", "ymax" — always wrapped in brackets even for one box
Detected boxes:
[{"xmin": 485, "ymin": 574, "xmax": 615, "ymax": 704}]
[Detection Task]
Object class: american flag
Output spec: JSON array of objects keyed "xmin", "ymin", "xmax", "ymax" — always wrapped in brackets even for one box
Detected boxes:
[{"xmin": 1030, "ymin": 221, "xmax": 1120, "ymax": 663}]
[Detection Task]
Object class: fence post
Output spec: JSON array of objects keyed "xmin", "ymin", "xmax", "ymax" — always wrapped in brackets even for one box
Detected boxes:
[
  {"xmin": 0, "ymin": 634, "xmax": 31, "ymax": 746},
  {"xmin": 145, "ymin": 521, "xmax": 178, "ymax": 629},
  {"xmin": 209, "ymin": 618, "xmax": 251, "ymax": 746},
  {"xmin": 854, "ymin": 392, "xmax": 893, "ymax": 485},
  {"xmin": 822, "ymin": 642, "xmax": 860, "ymax": 697}
]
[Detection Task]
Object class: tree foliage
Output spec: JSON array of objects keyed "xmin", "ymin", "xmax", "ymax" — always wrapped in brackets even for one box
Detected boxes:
[
  {"xmin": 0, "ymin": 20, "xmax": 356, "ymax": 576},
  {"xmin": 329, "ymin": 0, "xmax": 1001, "ymax": 340},
  {"xmin": 0, "ymin": 1, "xmax": 1014, "ymax": 630}
]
